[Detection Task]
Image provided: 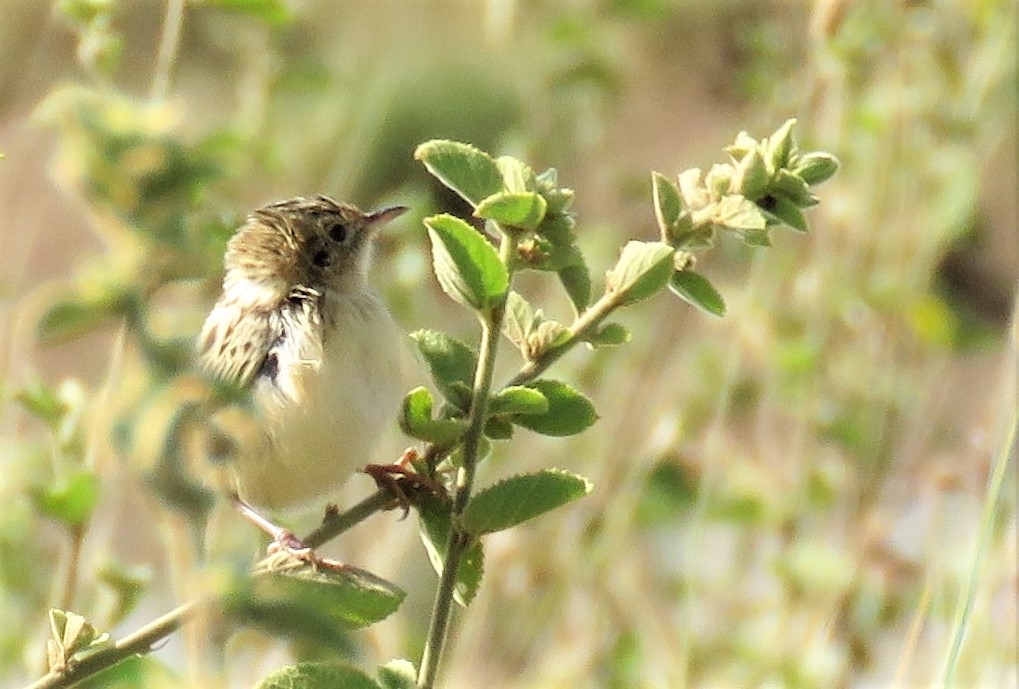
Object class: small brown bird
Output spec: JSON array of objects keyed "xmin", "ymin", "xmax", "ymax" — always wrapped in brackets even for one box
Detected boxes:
[{"xmin": 197, "ymin": 195, "xmax": 407, "ymax": 513}]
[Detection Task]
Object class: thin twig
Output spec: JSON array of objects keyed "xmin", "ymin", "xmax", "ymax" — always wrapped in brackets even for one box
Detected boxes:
[
  {"xmin": 150, "ymin": 0, "xmax": 186, "ymax": 101},
  {"xmin": 24, "ymin": 600, "xmax": 203, "ymax": 689}
]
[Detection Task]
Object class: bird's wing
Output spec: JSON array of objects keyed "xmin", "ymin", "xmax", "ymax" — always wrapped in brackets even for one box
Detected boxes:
[{"xmin": 197, "ymin": 300, "xmax": 278, "ymax": 390}]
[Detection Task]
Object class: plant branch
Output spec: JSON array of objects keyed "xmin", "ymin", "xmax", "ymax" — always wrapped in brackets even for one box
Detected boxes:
[
  {"xmin": 417, "ymin": 234, "xmax": 515, "ymax": 689},
  {"xmin": 21, "ymin": 489, "xmax": 389, "ymax": 689},
  {"xmin": 504, "ymin": 289, "xmax": 622, "ymax": 388},
  {"xmin": 25, "ymin": 600, "xmax": 203, "ymax": 689}
]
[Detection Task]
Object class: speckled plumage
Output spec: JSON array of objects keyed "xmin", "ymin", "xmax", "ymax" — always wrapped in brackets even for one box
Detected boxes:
[{"xmin": 198, "ymin": 196, "xmax": 406, "ymax": 511}]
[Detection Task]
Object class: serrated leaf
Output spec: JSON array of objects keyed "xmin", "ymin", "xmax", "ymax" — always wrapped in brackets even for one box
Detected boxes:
[
  {"xmin": 669, "ymin": 271, "xmax": 726, "ymax": 317},
  {"xmin": 558, "ymin": 260, "xmax": 592, "ymax": 314},
  {"xmin": 605, "ymin": 241, "xmax": 675, "ymax": 306},
  {"xmin": 32, "ymin": 470, "xmax": 100, "ymax": 526},
  {"xmin": 483, "ymin": 416, "xmax": 515, "ymax": 440},
  {"xmin": 418, "ymin": 499, "xmax": 484, "ymax": 606},
  {"xmin": 475, "ymin": 191, "xmax": 547, "ymax": 231},
  {"xmin": 377, "ymin": 659, "xmax": 417, "ymax": 689},
  {"xmin": 513, "ymin": 379, "xmax": 598, "ymax": 436},
  {"xmin": 425, "ymin": 214, "xmax": 508, "ymax": 311},
  {"xmin": 410, "ymin": 330, "xmax": 476, "ymax": 408},
  {"xmin": 762, "ymin": 195, "xmax": 808, "ymax": 232},
  {"xmin": 489, "ymin": 386, "xmax": 549, "ymax": 415},
  {"xmin": 414, "ymin": 140, "xmax": 504, "ymax": 207},
  {"xmin": 583, "ymin": 322, "xmax": 631, "ymax": 347},
  {"xmin": 652, "ymin": 171, "xmax": 682, "ymax": 239},
  {"xmin": 502, "ymin": 291, "xmax": 536, "ymax": 352},
  {"xmin": 495, "ymin": 155, "xmax": 537, "ymax": 193},
  {"xmin": 237, "ymin": 558, "xmax": 406, "ymax": 630},
  {"xmin": 254, "ymin": 662, "xmax": 381, "ymax": 689},
  {"xmin": 714, "ymin": 194, "xmax": 767, "ymax": 231},
  {"xmin": 399, "ymin": 387, "xmax": 468, "ymax": 444},
  {"xmin": 462, "ymin": 469, "xmax": 592, "ymax": 536}
]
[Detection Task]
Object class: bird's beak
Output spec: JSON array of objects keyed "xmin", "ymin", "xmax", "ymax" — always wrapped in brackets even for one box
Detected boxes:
[{"xmin": 367, "ymin": 205, "xmax": 410, "ymax": 227}]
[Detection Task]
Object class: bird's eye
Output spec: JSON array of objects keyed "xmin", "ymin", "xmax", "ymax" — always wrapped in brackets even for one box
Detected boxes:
[
  {"xmin": 328, "ymin": 222, "xmax": 348, "ymax": 243},
  {"xmin": 312, "ymin": 249, "xmax": 331, "ymax": 268}
]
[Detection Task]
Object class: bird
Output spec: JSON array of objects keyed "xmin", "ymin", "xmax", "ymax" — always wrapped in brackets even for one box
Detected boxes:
[{"xmin": 197, "ymin": 195, "xmax": 407, "ymax": 520}]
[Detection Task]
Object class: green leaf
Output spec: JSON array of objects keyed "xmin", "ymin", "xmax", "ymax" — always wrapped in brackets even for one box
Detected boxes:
[
  {"xmin": 489, "ymin": 386, "xmax": 549, "ymax": 415},
  {"xmin": 557, "ymin": 261, "xmax": 592, "ymax": 314},
  {"xmin": 425, "ymin": 214, "xmax": 509, "ymax": 311},
  {"xmin": 77, "ymin": 655, "xmax": 175, "ymax": 689},
  {"xmin": 37, "ymin": 294, "xmax": 130, "ymax": 343},
  {"xmin": 202, "ymin": 0, "xmax": 293, "ymax": 25},
  {"xmin": 475, "ymin": 191, "xmax": 547, "ymax": 231},
  {"xmin": 738, "ymin": 227, "xmax": 772, "ymax": 247},
  {"xmin": 772, "ymin": 169, "xmax": 817, "ymax": 207},
  {"xmin": 669, "ymin": 270, "xmax": 726, "ymax": 317},
  {"xmin": 32, "ymin": 470, "xmax": 100, "ymax": 527},
  {"xmin": 15, "ymin": 382, "xmax": 69, "ymax": 428},
  {"xmin": 652, "ymin": 171, "xmax": 682, "ymax": 239},
  {"xmin": 235, "ymin": 558, "xmax": 406, "ymax": 630},
  {"xmin": 583, "ymin": 322, "xmax": 631, "ymax": 347},
  {"xmin": 495, "ymin": 155, "xmax": 537, "ymax": 193},
  {"xmin": 792, "ymin": 151, "xmax": 839, "ymax": 185},
  {"xmin": 462, "ymin": 469, "xmax": 592, "ymax": 536},
  {"xmin": 377, "ymin": 659, "xmax": 417, "ymax": 689},
  {"xmin": 765, "ymin": 118, "xmax": 798, "ymax": 170},
  {"xmin": 484, "ymin": 416, "xmax": 515, "ymax": 440},
  {"xmin": 414, "ymin": 140, "xmax": 504, "ymax": 207},
  {"xmin": 410, "ymin": 330, "xmax": 476, "ymax": 408},
  {"xmin": 605, "ymin": 241, "xmax": 675, "ymax": 305},
  {"xmin": 513, "ymin": 379, "xmax": 598, "ymax": 436},
  {"xmin": 732, "ymin": 147, "xmax": 769, "ymax": 200},
  {"xmin": 418, "ymin": 499, "xmax": 484, "ymax": 606},
  {"xmin": 399, "ymin": 387, "xmax": 468, "ymax": 445},
  {"xmin": 254, "ymin": 662, "xmax": 381, "ymax": 689},
  {"xmin": 502, "ymin": 291, "xmax": 536, "ymax": 352},
  {"xmin": 763, "ymin": 195, "xmax": 808, "ymax": 232}
]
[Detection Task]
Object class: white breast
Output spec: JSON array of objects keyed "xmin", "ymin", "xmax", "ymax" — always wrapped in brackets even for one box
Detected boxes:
[{"xmin": 233, "ymin": 292, "xmax": 402, "ymax": 512}]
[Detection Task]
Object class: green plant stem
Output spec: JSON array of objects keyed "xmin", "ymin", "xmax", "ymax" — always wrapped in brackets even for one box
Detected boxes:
[
  {"xmin": 417, "ymin": 235, "xmax": 515, "ymax": 689},
  {"xmin": 25, "ymin": 600, "xmax": 203, "ymax": 689},
  {"xmin": 941, "ymin": 407, "xmax": 1016, "ymax": 687},
  {"xmin": 303, "ymin": 488, "xmax": 394, "ymax": 548},
  {"xmin": 504, "ymin": 289, "xmax": 622, "ymax": 388},
  {"xmin": 150, "ymin": 0, "xmax": 186, "ymax": 101},
  {"xmin": 21, "ymin": 493, "xmax": 385, "ymax": 689}
]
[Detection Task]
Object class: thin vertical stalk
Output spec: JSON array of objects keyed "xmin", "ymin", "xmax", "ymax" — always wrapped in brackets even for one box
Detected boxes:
[
  {"xmin": 150, "ymin": 0, "xmax": 185, "ymax": 101},
  {"xmin": 417, "ymin": 235, "xmax": 515, "ymax": 689},
  {"xmin": 941, "ymin": 408, "xmax": 1016, "ymax": 686}
]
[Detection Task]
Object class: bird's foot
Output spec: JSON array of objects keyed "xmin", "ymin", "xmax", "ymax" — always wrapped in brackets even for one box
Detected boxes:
[{"xmin": 364, "ymin": 448, "xmax": 447, "ymax": 518}]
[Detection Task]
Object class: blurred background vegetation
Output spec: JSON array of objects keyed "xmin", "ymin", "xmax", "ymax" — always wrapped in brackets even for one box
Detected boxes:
[{"xmin": 0, "ymin": 0, "xmax": 1015, "ymax": 687}]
